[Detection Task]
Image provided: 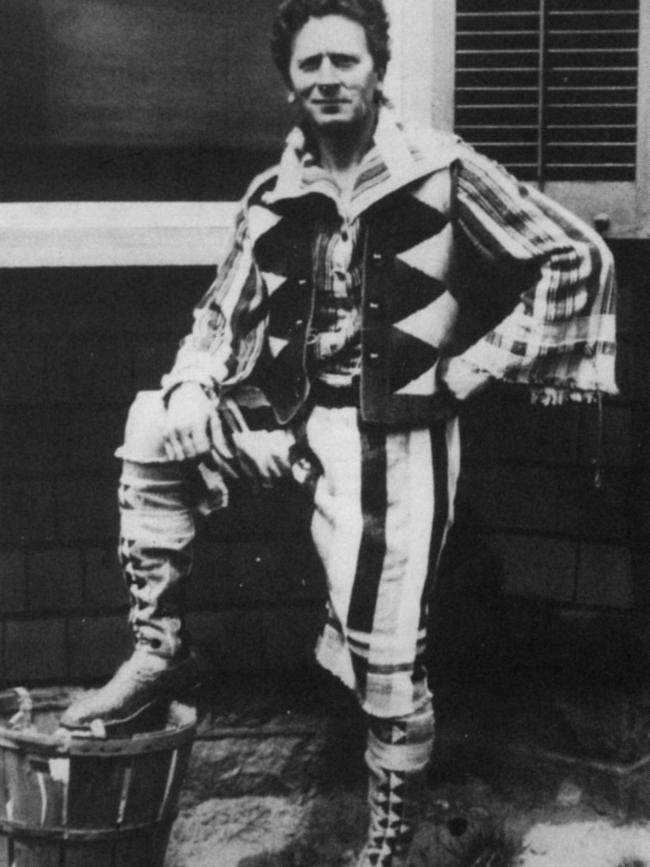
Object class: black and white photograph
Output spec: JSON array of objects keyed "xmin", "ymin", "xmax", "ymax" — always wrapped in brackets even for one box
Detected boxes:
[{"xmin": 0, "ymin": 1, "xmax": 647, "ymax": 864}]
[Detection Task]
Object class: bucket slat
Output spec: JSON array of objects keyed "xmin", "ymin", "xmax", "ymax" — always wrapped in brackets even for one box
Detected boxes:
[
  {"xmin": 14, "ymin": 839, "xmax": 61, "ymax": 867},
  {"xmin": 112, "ymin": 829, "xmax": 153, "ymax": 867},
  {"xmin": 64, "ymin": 841, "xmax": 114, "ymax": 867},
  {"xmin": 0, "ymin": 751, "xmax": 7, "ymax": 818},
  {"xmin": 0, "ymin": 835, "xmax": 9, "ymax": 867},
  {"xmin": 67, "ymin": 756, "xmax": 130, "ymax": 829},
  {"xmin": 158, "ymin": 743, "xmax": 193, "ymax": 823},
  {"xmin": 39, "ymin": 769, "xmax": 65, "ymax": 828},
  {"xmin": 29, "ymin": 756, "xmax": 65, "ymax": 828},
  {"xmin": 150, "ymin": 821, "xmax": 174, "ymax": 867},
  {"xmin": 124, "ymin": 751, "xmax": 172, "ymax": 826},
  {"xmin": 4, "ymin": 752, "xmax": 45, "ymax": 827}
]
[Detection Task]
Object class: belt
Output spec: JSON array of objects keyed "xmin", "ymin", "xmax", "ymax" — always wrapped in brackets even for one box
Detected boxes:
[{"xmin": 309, "ymin": 378, "xmax": 360, "ymax": 408}]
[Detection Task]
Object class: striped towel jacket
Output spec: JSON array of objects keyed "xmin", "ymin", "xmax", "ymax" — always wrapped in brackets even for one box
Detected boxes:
[{"xmin": 162, "ymin": 108, "xmax": 618, "ymax": 424}]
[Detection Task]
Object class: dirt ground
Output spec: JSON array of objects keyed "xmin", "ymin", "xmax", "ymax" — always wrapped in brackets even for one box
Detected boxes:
[
  {"xmin": 165, "ymin": 781, "xmax": 650, "ymax": 866},
  {"xmin": 163, "ymin": 669, "xmax": 650, "ymax": 867}
]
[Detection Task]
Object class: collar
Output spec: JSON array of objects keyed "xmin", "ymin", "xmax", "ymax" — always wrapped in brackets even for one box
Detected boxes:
[{"xmin": 261, "ymin": 107, "xmax": 460, "ymax": 220}]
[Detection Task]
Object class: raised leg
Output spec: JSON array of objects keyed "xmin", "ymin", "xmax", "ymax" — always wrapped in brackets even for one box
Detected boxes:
[
  {"xmin": 61, "ymin": 392, "xmax": 202, "ymax": 730},
  {"xmin": 61, "ymin": 389, "xmax": 296, "ymax": 731}
]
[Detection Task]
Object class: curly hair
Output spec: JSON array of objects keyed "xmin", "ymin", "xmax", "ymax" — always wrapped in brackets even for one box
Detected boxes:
[{"xmin": 271, "ymin": 0, "xmax": 391, "ymax": 83}]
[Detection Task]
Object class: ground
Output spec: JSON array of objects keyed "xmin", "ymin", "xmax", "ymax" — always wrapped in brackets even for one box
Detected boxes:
[
  {"xmin": 9, "ymin": 612, "xmax": 650, "ymax": 866},
  {"xmin": 166, "ymin": 791, "xmax": 650, "ymax": 866},
  {"xmin": 163, "ymin": 666, "xmax": 650, "ymax": 867}
]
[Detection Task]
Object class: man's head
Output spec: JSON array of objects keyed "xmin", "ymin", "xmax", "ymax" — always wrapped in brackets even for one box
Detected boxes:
[
  {"xmin": 271, "ymin": 0, "xmax": 390, "ymax": 84},
  {"xmin": 271, "ymin": 0, "xmax": 390, "ymax": 136}
]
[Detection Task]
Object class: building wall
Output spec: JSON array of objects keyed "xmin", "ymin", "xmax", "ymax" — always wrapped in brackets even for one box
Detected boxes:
[
  {"xmin": 0, "ymin": 0, "xmax": 289, "ymax": 151},
  {"xmin": 0, "ymin": 241, "xmax": 645, "ymax": 686},
  {"xmin": 0, "ymin": 0, "xmax": 647, "ymax": 687}
]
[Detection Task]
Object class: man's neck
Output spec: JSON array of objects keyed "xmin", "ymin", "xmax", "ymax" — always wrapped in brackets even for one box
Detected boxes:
[{"xmin": 312, "ymin": 108, "xmax": 378, "ymax": 180}]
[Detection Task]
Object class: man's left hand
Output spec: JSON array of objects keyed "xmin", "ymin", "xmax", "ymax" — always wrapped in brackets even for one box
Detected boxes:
[{"xmin": 438, "ymin": 356, "xmax": 493, "ymax": 403}]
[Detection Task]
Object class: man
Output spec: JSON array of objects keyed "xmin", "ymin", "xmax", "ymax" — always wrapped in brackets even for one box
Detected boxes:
[{"xmin": 62, "ymin": 1, "xmax": 617, "ymax": 864}]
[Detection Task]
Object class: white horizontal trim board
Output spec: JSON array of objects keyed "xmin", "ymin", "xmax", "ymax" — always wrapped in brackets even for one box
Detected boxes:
[
  {"xmin": 0, "ymin": 184, "xmax": 644, "ymax": 274},
  {"xmin": 0, "ymin": 202, "xmax": 238, "ymax": 268}
]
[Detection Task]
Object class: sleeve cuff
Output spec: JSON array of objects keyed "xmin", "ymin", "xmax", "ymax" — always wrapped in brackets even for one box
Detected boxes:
[{"xmin": 160, "ymin": 372, "xmax": 220, "ymax": 406}]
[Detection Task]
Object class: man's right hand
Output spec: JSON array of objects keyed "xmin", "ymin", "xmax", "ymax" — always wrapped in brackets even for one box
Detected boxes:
[{"xmin": 162, "ymin": 382, "xmax": 219, "ymax": 462}]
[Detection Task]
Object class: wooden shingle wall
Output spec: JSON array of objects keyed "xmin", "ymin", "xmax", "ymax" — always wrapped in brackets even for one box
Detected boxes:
[{"xmin": 0, "ymin": 240, "xmax": 646, "ymax": 685}]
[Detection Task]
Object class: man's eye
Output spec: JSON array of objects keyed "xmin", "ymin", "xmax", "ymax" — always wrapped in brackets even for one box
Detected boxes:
[
  {"xmin": 332, "ymin": 55, "xmax": 357, "ymax": 68},
  {"xmin": 299, "ymin": 58, "xmax": 321, "ymax": 72}
]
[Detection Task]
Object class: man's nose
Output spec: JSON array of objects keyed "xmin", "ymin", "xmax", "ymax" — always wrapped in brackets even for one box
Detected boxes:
[{"xmin": 315, "ymin": 58, "xmax": 340, "ymax": 89}]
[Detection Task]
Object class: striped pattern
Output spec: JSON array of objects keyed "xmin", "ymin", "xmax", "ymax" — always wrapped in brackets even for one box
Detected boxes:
[
  {"xmin": 162, "ymin": 208, "xmax": 269, "ymax": 397},
  {"xmin": 455, "ymin": 147, "xmax": 617, "ymax": 401},
  {"xmin": 308, "ymin": 406, "xmax": 460, "ymax": 718},
  {"xmin": 162, "ymin": 107, "xmax": 617, "ymax": 416}
]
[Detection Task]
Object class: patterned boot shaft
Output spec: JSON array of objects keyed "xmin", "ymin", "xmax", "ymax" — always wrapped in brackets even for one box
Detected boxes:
[
  {"xmin": 357, "ymin": 697, "xmax": 434, "ymax": 867},
  {"xmin": 356, "ymin": 765, "xmax": 420, "ymax": 867}
]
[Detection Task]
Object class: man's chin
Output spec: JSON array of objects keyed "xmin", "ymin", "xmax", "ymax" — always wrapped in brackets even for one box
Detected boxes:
[
  {"xmin": 310, "ymin": 112, "xmax": 359, "ymax": 133},
  {"xmin": 315, "ymin": 110, "xmax": 349, "ymax": 121}
]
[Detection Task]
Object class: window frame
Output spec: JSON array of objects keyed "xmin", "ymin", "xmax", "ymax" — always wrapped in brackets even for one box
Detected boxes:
[{"xmin": 388, "ymin": 0, "xmax": 650, "ymax": 239}]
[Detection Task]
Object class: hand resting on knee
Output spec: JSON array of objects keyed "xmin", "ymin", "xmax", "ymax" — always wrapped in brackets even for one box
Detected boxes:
[{"xmin": 162, "ymin": 382, "xmax": 293, "ymax": 484}]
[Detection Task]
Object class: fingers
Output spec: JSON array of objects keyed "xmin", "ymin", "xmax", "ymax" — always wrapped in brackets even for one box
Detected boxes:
[
  {"xmin": 186, "ymin": 415, "xmax": 213, "ymax": 456},
  {"xmin": 163, "ymin": 383, "xmax": 215, "ymax": 462},
  {"xmin": 163, "ymin": 432, "xmax": 187, "ymax": 463},
  {"xmin": 163, "ymin": 428, "xmax": 196, "ymax": 462},
  {"xmin": 162, "ymin": 415, "xmax": 213, "ymax": 462},
  {"xmin": 230, "ymin": 430, "xmax": 292, "ymax": 483},
  {"xmin": 160, "ymin": 398, "xmax": 294, "ymax": 487}
]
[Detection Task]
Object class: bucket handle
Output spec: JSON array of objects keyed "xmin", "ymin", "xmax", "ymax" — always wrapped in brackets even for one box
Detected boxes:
[{"xmin": 8, "ymin": 687, "xmax": 33, "ymax": 730}]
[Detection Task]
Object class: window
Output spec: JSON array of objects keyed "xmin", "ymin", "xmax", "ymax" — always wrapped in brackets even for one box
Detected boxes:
[{"xmin": 455, "ymin": 0, "xmax": 639, "ymax": 183}]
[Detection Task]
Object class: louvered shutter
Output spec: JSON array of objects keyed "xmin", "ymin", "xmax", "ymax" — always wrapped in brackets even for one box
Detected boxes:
[{"xmin": 455, "ymin": 0, "xmax": 639, "ymax": 183}]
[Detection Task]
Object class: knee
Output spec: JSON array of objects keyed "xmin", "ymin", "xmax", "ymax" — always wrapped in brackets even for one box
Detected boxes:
[{"xmin": 116, "ymin": 391, "xmax": 170, "ymax": 463}]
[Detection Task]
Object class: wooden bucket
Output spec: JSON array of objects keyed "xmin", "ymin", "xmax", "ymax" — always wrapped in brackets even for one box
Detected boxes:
[{"xmin": 0, "ymin": 688, "xmax": 196, "ymax": 867}]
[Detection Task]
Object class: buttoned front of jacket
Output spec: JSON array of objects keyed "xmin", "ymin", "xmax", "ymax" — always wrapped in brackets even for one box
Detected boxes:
[{"xmin": 248, "ymin": 168, "xmax": 460, "ymax": 426}]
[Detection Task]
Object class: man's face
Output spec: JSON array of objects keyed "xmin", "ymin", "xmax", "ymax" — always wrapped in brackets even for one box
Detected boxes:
[{"xmin": 288, "ymin": 15, "xmax": 382, "ymax": 133}]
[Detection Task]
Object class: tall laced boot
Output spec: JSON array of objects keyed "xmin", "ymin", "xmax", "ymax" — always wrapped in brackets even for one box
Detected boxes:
[
  {"xmin": 61, "ymin": 455, "xmax": 200, "ymax": 734},
  {"xmin": 356, "ymin": 698, "xmax": 434, "ymax": 867}
]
